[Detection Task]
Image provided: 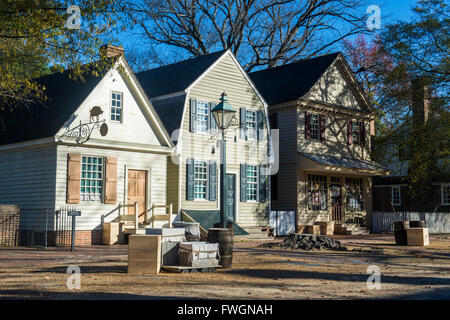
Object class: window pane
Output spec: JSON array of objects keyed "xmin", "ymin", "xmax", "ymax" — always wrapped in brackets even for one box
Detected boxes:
[
  {"xmin": 80, "ymin": 156, "xmax": 103, "ymax": 202},
  {"xmin": 246, "ymin": 165, "xmax": 258, "ymax": 201},
  {"xmin": 246, "ymin": 110, "xmax": 257, "ymax": 140},
  {"xmin": 308, "ymin": 175, "xmax": 327, "ymax": 210},
  {"xmin": 194, "ymin": 161, "xmax": 208, "ymax": 199},
  {"xmin": 196, "ymin": 101, "xmax": 209, "ymax": 133},
  {"xmin": 310, "ymin": 114, "xmax": 320, "ymax": 140},
  {"xmin": 111, "ymin": 92, "xmax": 122, "ymax": 122}
]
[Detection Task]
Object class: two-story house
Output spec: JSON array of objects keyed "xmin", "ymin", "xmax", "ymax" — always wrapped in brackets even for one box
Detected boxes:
[
  {"xmin": 136, "ymin": 50, "xmax": 271, "ymax": 236},
  {"xmin": 250, "ymin": 52, "xmax": 388, "ymax": 233}
]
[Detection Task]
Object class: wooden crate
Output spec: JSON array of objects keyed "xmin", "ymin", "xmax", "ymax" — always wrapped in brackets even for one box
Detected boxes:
[
  {"xmin": 316, "ymin": 222, "xmax": 335, "ymax": 235},
  {"xmin": 304, "ymin": 225, "xmax": 320, "ymax": 235},
  {"xmin": 128, "ymin": 235, "xmax": 162, "ymax": 274},
  {"xmin": 102, "ymin": 222, "xmax": 120, "ymax": 245},
  {"xmin": 407, "ymin": 228, "xmax": 429, "ymax": 246},
  {"xmin": 297, "ymin": 225, "xmax": 306, "ymax": 234}
]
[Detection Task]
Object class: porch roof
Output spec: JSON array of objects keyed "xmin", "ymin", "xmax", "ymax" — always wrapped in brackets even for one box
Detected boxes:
[{"xmin": 298, "ymin": 151, "xmax": 389, "ymax": 175}]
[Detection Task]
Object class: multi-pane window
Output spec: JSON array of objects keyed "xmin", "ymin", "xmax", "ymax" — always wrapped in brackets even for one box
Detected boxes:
[
  {"xmin": 246, "ymin": 165, "xmax": 258, "ymax": 201},
  {"xmin": 246, "ymin": 110, "xmax": 257, "ymax": 140},
  {"xmin": 346, "ymin": 178, "xmax": 363, "ymax": 211},
  {"xmin": 391, "ymin": 186, "xmax": 401, "ymax": 206},
  {"xmin": 308, "ymin": 175, "xmax": 327, "ymax": 210},
  {"xmin": 81, "ymin": 156, "xmax": 103, "ymax": 202},
  {"xmin": 310, "ymin": 114, "xmax": 320, "ymax": 140},
  {"xmin": 352, "ymin": 122, "xmax": 360, "ymax": 145},
  {"xmin": 111, "ymin": 92, "xmax": 122, "ymax": 122},
  {"xmin": 194, "ymin": 161, "xmax": 208, "ymax": 199},
  {"xmin": 196, "ymin": 101, "xmax": 209, "ymax": 133},
  {"xmin": 442, "ymin": 184, "xmax": 450, "ymax": 205}
]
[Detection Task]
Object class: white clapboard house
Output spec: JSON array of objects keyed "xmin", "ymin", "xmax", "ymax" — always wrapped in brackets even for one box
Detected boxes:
[{"xmin": 0, "ymin": 46, "xmax": 173, "ymax": 245}]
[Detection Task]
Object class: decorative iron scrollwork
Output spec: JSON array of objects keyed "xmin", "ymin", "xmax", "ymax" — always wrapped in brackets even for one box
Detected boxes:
[{"xmin": 58, "ymin": 107, "xmax": 108, "ymax": 144}]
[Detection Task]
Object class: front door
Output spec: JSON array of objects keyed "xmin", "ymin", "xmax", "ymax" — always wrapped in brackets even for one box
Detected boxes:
[
  {"xmin": 127, "ymin": 170, "xmax": 147, "ymax": 223},
  {"xmin": 331, "ymin": 184, "xmax": 342, "ymax": 221},
  {"xmin": 226, "ymin": 174, "xmax": 236, "ymax": 222}
]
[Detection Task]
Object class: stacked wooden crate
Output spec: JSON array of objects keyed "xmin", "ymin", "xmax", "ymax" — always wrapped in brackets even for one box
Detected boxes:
[
  {"xmin": 145, "ymin": 228, "xmax": 186, "ymax": 266},
  {"xmin": 102, "ymin": 222, "xmax": 120, "ymax": 245},
  {"xmin": 178, "ymin": 242, "xmax": 220, "ymax": 267},
  {"xmin": 128, "ymin": 235, "xmax": 162, "ymax": 274},
  {"xmin": 315, "ymin": 222, "xmax": 334, "ymax": 236},
  {"xmin": 304, "ymin": 225, "xmax": 321, "ymax": 235},
  {"xmin": 407, "ymin": 228, "xmax": 429, "ymax": 246}
]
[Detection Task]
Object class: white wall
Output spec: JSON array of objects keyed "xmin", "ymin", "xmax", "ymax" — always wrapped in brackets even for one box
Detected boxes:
[{"xmin": 0, "ymin": 145, "xmax": 57, "ymax": 209}]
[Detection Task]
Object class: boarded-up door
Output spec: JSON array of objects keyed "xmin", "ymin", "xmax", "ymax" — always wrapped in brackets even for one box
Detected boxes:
[{"xmin": 128, "ymin": 170, "xmax": 147, "ymax": 223}]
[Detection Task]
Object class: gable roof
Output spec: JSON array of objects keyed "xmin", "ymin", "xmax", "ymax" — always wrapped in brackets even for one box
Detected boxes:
[
  {"xmin": 0, "ymin": 57, "xmax": 173, "ymax": 148},
  {"xmin": 0, "ymin": 62, "xmax": 112, "ymax": 146},
  {"xmin": 136, "ymin": 50, "xmax": 227, "ymax": 98},
  {"xmin": 249, "ymin": 53, "xmax": 340, "ymax": 105}
]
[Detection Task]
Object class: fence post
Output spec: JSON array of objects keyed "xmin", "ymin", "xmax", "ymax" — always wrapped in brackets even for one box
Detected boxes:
[
  {"xmin": 135, "ymin": 202, "xmax": 139, "ymax": 231},
  {"xmin": 44, "ymin": 209, "xmax": 48, "ymax": 248}
]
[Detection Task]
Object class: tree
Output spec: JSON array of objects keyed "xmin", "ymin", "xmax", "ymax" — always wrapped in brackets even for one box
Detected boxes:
[
  {"xmin": 125, "ymin": 0, "xmax": 371, "ymax": 71},
  {"xmin": 345, "ymin": 0, "xmax": 450, "ymax": 204},
  {"xmin": 0, "ymin": 0, "xmax": 125, "ymax": 111}
]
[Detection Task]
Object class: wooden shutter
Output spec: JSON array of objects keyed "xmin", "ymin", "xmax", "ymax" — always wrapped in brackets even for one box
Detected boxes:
[
  {"xmin": 186, "ymin": 158, "xmax": 194, "ymax": 200},
  {"xmin": 257, "ymin": 110, "xmax": 264, "ymax": 141},
  {"xmin": 67, "ymin": 154, "xmax": 81, "ymax": 204},
  {"xmin": 305, "ymin": 111, "xmax": 311, "ymax": 140},
  {"xmin": 258, "ymin": 165, "xmax": 267, "ymax": 203},
  {"xmin": 320, "ymin": 114, "xmax": 326, "ymax": 141},
  {"xmin": 208, "ymin": 160, "xmax": 217, "ymax": 201},
  {"xmin": 347, "ymin": 120, "xmax": 353, "ymax": 145},
  {"xmin": 370, "ymin": 120, "xmax": 376, "ymax": 136},
  {"xmin": 190, "ymin": 98, "xmax": 197, "ymax": 132},
  {"xmin": 240, "ymin": 107, "xmax": 247, "ymax": 140},
  {"xmin": 209, "ymin": 102, "xmax": 217, "ymax": 134},
  {"xmin": 104, "ymin": 157, "xmax": 117, "ymax": 204},
  {"xmin": 240, "ymin": 163, "xmax": 247, "ymax": 202},
  {"xmin": 360, "ymin": 121, "xmax": 366, "ymax": 147}
]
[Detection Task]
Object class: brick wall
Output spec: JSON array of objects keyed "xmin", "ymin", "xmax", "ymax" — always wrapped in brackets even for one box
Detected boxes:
[
  {"xmin": 0, "ymin": 205, "xmax": 20, "ymax": 246},
  {"xmin": 47, "ymin": 230, "xmax": 103, "ymax": 246}
]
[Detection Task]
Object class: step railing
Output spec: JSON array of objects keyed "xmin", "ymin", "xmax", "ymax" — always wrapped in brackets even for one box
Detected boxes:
[{"xmin": 148, "ymin": 203, "xmax": 173, "ymax": 228}]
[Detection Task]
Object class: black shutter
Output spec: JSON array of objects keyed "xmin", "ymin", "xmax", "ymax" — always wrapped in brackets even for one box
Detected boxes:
[
  {"xmin": 305, "ymin": 111, "xmax": 311, "ymax": 139},
  {"xmin": 257, "ymin": 110, "xmax": 264, "ymax": 141},
  {"xmin": 240, "ymin": 108, "xmax": 247, "ymax": 140},
  {"xmin": 320, "ymin": 114, "xmax": 326, "ymax": 141},
  {"xmin": 240, "ymin": 163, "xmax": 247, "ymax": 202},
  {"xmin": 258, "ymin": 165, "xmax": 267, "ymax": 203},
  {"xmin": 209, "ymin": 102, "xmax": 217, "ymax": 134},
  {"xmin": 209, "ymin": 160, "xmax": 217, "ymax": 201},
  {"xmin": 190, "ymin": 99, "xmax": 197, "ymax": 132},
  {"xmin": 186, "ymin": 158, "xmax": 194, "ymax": 200}
]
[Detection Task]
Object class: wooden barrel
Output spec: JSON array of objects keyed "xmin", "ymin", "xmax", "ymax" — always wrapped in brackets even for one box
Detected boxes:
[
  {"xmin": 409, "ymin": 220, "xmax": 426, "ymax": 228},
  {"xmin": 394, "ymin": 221, "xmax": 409, "ymax": 245},
  {"xmin": 207, "ymin": 228, "xmax": 233, "ymax": 268}
]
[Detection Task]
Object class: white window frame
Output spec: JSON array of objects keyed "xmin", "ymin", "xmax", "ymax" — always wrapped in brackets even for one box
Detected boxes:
[
  {"xmin": 442, "ymin": 184, "xmax": 450, "ymax": 205},
  {"xmin": 195, "ymin": 100, "xmax": 209, "ymax": 133},
  {"xmin": 194, "ymin": 160, "xmax": 208, "ymax": 200},
  {"xmin": 310, "ymin": 113, "xmax": 320, "ymax": 140},
  {"xmin": 391, "ymin": 185, "xmax": 401, "ymax": 206},
  {"xmin": 246, "ymin": 109, "xmax": 258, "ymax": 141},
  {"xmin": 352, "ymin": 121, "xmax": 360, "ymax": 145},
  {"xmin": 111, "ymin": 91, "xmax": 123, "ymax": 123},
  {"xmin": 246, "ymin": 165, "xmax": 258, "ymax": 201},
  {"xmin": 80, "ymin": 156, "xmax": 104, "ymax": 202}
]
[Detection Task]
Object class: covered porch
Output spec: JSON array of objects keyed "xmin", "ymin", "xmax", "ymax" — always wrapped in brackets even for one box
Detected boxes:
[{"xmin": 296, "ymin": 152, "xmax": 388, "ymax": 229}]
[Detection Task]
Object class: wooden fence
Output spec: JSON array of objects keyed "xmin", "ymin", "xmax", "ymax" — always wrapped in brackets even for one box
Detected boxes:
[{"xmin": 372, "ymin": 211, "xmax": 450, "ymax": 234}]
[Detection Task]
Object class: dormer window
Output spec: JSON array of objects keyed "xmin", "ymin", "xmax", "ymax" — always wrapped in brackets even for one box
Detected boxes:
[{"xmin": 111, "ymin": 92, "xmax": 122, "ymax": 122}]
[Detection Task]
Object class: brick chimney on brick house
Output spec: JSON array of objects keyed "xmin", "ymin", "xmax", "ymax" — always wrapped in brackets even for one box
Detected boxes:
[
  {"xmin": 100, "ymin": 44, "xmax": 124, "ymax": 58},
  {"xmin": 411, "ymin": 77, "xmax": 430, "ymax": 125}
]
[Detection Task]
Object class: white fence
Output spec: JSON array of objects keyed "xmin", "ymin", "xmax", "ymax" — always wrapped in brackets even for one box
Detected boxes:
[
  {"xmin": 372, "ymin": 211, "xmax": 450, "ymax": 234},
  {"xmin": 269, "ymin": 211, "xmax": 296, "ymax": 236}
]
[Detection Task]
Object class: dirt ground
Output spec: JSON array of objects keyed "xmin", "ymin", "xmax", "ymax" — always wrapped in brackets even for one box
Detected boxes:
[{"xmin": 0, "ymin": 234, "xmax": 449, "ymax": 300}]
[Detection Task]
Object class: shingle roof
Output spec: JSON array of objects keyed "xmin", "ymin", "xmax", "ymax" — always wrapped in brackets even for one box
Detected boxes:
[
  {"xmin": 151, "ymin": 94, "xmax": 186, "ymax": 138},
  {"xmin": 181, "ymin": 209, "xmax": 249, "ymax": 236},
  {"xmin": 136, "ymin": 50, "xmax": 227, "ymax": 98},
  {"xmin": 0, "ymin": 59, "xmax": 117, "ymax": 146},
  {"xmin": 249, "ymin": 53, "xmax": 340, "ymax": 105},
  {"xmin": 299, "ymin": 151, "xmax": 387, "ymax": 172}
]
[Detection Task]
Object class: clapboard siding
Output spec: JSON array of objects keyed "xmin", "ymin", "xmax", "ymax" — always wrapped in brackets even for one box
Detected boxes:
[
  {"xmin": 276, "ymin": 108, "xmax": 298, "ymax": 164},
  {"xmin": 0, "ymin": 145, "xmax": 57, "ymax": 209},
  {"xmin": 178, "ymin": 53, "xmax": 270, "ymax": 226},
  {"xmin": 271, "ymin": 163, "xmax": 297, "ymax": 211},
  {"xmin": 55, "ymin": 145, "xmax": 167, "ymax": 231},
  {"xmin": 166, "ymin": 156, "xmax": 180, "ymax": 213},
  {"xmin": 297, "ymin": 109, "xmax": 371, "ymax": 160}
]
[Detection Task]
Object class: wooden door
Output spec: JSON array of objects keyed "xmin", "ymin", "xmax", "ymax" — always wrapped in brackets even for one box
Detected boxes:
[
  {"xmin": 128, "ymin": 170, "xmax": 147, "ymax": 223},
  {"xmin": 331, "ymin": 184, "xmax": 343, "ymax": 221}
]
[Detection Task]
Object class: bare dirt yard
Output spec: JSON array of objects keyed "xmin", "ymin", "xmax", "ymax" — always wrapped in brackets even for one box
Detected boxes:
[{"xmin": 0, "ymin": 234, "xmax": 449, "ymax": 300}]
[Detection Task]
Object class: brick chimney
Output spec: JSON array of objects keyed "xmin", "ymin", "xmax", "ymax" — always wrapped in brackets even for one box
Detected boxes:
[
  {"xmin": 411, "ymin": 77, "xmax": 430, "ymax": 125},
  {"xmin": 100, "ymin": 44, "xmax": 124, "ymax": 58}
]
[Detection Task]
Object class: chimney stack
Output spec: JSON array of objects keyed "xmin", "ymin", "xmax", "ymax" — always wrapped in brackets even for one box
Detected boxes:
[
  {"xmin": 100, "ymin": 44, "xmax": 124, "ymax": 58},
  {"xmin": 411, "ymin": 77, "xmax": 430, "ymax": 125}
]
